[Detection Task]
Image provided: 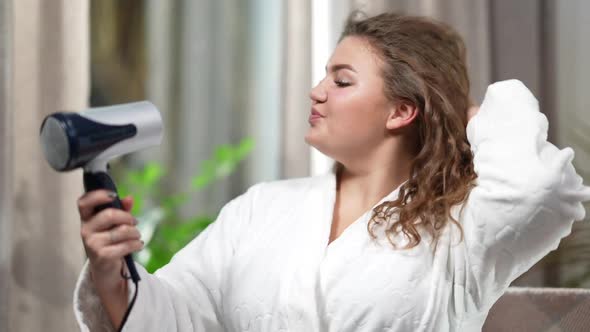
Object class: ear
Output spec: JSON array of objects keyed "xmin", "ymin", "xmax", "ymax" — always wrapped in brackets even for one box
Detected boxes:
[{"xmin": 385, "ymin": 100, "xmax": 418, "ymax": 130}]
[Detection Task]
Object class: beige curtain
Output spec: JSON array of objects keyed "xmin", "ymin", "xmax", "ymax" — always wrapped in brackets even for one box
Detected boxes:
[
  {"xmin": 0, "ymin": 0, "xmax": 88, "ymax": 331},
  {"xmin": 0, "ymin": 0, "xmax": 13, "ymax": 330},
  {"xmin": 281, "ymin": 0, "xmax": 311, "ymax": 178},
  {"xmin": 548, "ymin": 0, "xmax": 590, "ymax": 288},
  {"xmin": 144, "ymin": 0, "xmax": 288, "ymax": 216}
]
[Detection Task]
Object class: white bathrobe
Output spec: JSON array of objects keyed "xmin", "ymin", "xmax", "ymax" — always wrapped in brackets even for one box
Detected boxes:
[{"xmin": 73, "ymin": 80, "xmax": 590, "ymax": 332}]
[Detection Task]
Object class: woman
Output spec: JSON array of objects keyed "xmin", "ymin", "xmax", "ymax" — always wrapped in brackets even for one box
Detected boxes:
[{"xmin": 74, "ymin": 12, "xmax": 590, "ymax": 331}]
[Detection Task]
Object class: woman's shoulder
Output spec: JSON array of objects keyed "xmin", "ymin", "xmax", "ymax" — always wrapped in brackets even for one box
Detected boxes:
[{"xmin": 220, "ymin": 174, "xmax": 333, "ymax": 226}]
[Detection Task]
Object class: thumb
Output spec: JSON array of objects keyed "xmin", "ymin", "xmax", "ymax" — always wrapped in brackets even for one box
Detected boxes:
[{"xmin": 121, "ymin": 196, "xmax": 134, "ymax": 212}]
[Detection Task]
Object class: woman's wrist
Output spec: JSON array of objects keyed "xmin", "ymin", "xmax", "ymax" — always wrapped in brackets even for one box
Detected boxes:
[{"xmin": 90, "ymin": 264, "xmax": 129, "ymax": 329}]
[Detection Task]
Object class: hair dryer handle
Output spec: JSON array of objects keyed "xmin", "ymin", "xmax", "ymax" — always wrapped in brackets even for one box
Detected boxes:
[{"xmin": 83, "ymin": 171, "xmax": 141, "ymax": 283}]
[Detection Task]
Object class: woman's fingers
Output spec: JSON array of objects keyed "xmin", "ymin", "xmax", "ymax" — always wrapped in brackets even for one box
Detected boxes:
[
  {"xmin": 121, "ymin": 196, "xmax": 134, "ymax": 212},
  {"xmin": 84, "ymin": 224, "xmax": 142, "ymax": 250},
  {"xmin": 467, "ymin": 105, "xmax": 480, "ymax": 123},
  {"xmin": 77, "ymin": 190, "xmax": 142, "ymax": 288},
  {"xmin": 107, "ymin": 224, "xmax": 142, "ymax": 244},
  {"xmin": 85, "ymin": 208, "xmax": 138, "ymax": 233},
  {"xmin": 83, "ymin": 224, "xmax": 144, "ymax": 276},
  {"xmin": 77, "ymin": 190, "xmax": 117, "ymax": 221},
  {"xmin": 97, "ymin": 240, "xmax": 145, "ymax": 262},
  {"xmin": 87, "ymin": 238, "xmax": 144, "ymax": 271},
  {"xmin": 105, "ymin": 224, "xmax": 142, "ymax": 245}
]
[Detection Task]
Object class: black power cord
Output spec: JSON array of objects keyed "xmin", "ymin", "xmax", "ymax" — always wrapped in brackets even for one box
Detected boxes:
[
  {"xmin": 117, "ymin": 279, "xmax": 138, "ymax": 332},
  {"xmin": 117, "ymin": 266, "xmax": 139, "ymax": 332}
]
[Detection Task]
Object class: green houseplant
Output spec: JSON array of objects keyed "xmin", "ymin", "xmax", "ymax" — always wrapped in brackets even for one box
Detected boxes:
[{"xmin": 115, "ymin": 138, "xmax": 254, "ymax": 273}]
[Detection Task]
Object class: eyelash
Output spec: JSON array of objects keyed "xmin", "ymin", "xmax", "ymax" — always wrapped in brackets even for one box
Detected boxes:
[{"xmin": 334, "ymin": 80, "xmax": 351, "ymax": 87}]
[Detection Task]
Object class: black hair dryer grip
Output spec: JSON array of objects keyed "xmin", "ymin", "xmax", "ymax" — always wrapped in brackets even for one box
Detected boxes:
[{"xmin": 83, "ymin": 170, "xmax": 141, "ymax": 283}]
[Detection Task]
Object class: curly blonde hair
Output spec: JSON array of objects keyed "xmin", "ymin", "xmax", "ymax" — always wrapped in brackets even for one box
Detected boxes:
[{"xmin": 340, "ymin": 12, "xmax": 477, "ymax": 249}]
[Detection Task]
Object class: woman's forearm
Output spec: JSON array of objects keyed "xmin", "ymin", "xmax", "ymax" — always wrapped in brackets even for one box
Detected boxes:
[{"xmin": 90, "ymin": 264, "xmax": 129, "ymax": 330}]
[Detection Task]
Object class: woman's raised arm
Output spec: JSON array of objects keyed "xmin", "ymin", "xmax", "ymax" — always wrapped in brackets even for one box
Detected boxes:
[{"xmin": 454, "ymin": 79, "xmax": 590, "ymax": 314}]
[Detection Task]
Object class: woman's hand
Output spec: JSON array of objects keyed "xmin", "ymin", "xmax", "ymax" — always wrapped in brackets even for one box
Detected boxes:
[
  {"xmin": 77, "ymin": 190, "xmax": 143, "ymax": 328},
  {"xmin": 467, "ymin": 105, "xmax": 480, "ymax": 124}
]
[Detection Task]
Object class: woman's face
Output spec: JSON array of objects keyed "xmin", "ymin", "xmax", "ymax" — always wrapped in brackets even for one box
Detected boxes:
[{"xmin": 305, "ymin": 36, "xmax": 393, "ymax": 161}]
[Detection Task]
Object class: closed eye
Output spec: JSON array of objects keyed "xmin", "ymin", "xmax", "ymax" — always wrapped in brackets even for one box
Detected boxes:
[{"xmin": 334, "ymin": 80, "xmax": 351, "ymax": 87}]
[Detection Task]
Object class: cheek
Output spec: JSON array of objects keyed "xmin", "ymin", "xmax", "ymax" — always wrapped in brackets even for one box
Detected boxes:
[
  {"xmin": 328, "ymin": 90, "xmax": 385, "ymax": 132},
  {"xmin": 329, "ymin": 89, "xmax": 364, "ymax": 120}
]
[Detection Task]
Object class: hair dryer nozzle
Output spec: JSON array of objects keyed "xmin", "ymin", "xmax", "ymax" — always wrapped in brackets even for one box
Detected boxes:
[{"xmin": 39, "ymin": 101, "xmax": 163, "ymax": 172}]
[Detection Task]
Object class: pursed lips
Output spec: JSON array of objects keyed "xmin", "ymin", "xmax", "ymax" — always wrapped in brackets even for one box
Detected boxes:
[{"xmin": 309, "ymin": 109, "xmax": 324, "ymax": 123}]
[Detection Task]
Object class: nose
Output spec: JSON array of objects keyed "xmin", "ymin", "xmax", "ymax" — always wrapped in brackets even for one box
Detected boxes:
[{"xmin": 309, "ymin": 80, "xmax": 327, "ymax": 104}]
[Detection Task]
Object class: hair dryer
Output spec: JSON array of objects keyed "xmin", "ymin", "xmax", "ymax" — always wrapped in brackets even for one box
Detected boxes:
[{"xmin": 39, "ymin": 101, "xmax": 163, "ymax": 283}]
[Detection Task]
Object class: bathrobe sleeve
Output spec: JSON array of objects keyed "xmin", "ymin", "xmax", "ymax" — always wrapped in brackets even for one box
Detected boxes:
[
  {"xmin": 73, "ymin": 183, "xmax": 261, "ymax": 331},
  {"xmin": 457, "ymin": 79, "xmax": 590, "ymax": 313}
]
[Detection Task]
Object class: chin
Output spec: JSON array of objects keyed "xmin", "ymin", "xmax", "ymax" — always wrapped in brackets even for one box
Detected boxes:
[
  {"xmin": 306, "ymin": 127, "xmax": 347, "ymax": 160},
  {"xmin": 305, "ymin": 134, "xmax": 333, "ymax": 158},
  {"xmin": 304, "ymin": 130, "xmax": 321, "ymax": 149}
]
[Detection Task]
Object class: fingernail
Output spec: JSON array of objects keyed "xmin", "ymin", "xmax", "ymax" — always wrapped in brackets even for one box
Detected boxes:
[{"xmin": 107, "ymin": 191, "xmax": 118, "ymax": 199}]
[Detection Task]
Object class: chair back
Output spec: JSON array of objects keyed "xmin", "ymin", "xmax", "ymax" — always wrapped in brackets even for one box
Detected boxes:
[{"xmin": 483, "ymin": 287, "xmax": 590, "ymax": 332}]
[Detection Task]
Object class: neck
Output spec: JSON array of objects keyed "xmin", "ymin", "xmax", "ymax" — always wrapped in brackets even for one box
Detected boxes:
[{"xmin": 335, "ymin": 142, "xmax": 414, "ymax": 207}]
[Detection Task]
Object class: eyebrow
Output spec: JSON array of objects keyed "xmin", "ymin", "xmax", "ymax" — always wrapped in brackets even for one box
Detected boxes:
[{"xmin": 325, "ymin": 63, "xmax": 356, "ymax": 73}]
